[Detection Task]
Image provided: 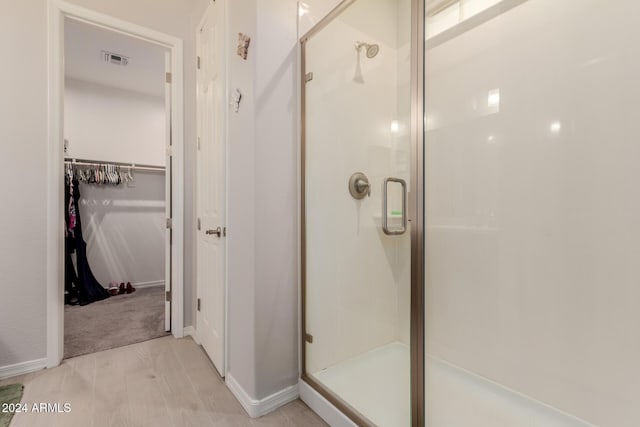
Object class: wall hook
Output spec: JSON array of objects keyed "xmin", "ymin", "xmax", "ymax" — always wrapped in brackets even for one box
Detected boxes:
[
  {"xmin": 231, "ymin": 89, "xmax": 242, "ymax": 113},
  {"xmin": 237, "ymin": 33, "xmax": 251, "ymax": 60}
]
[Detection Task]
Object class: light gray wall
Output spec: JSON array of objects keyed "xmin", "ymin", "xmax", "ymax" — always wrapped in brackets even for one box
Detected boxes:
[
  {"xmin": 227, "ymin": 0, "xmax": 259, "ymax": 398},
  {"xmin": 0, "ymin": 0, "xmax": 200, "ymax": 369},
  {"xmin": 253, "ymin": 0, "xmax": 299, "ymax": 399},
  {"xmin": 226, "ymin": 0, "xmax": 299, "ymax": 400},
  {"xmin": 0, "ymin": 0, "xmax": 49, "ymax": 367},
  {"xmin": 78, "ymin": 173, "xmax": 166, "ymax": 288}
]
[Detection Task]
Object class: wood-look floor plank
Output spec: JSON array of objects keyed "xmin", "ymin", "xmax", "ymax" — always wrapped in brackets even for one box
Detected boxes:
[
  {"xmin": 92, "ymin": 346, "xmax": 132, "ymax": 427},
  {"xmin": 281, "ymin": 400, "xmax": 329, "ymax": 427},
  {"xmin": 250, "ymin": 407, "xmax": 295, "ymax": 427},
  {"xmin": 45, "ymin": 353, "xmax": 96, "ymax": 427},
  {"xmin": 160, "ymin": 340, "xmax": 219, "ymax": 427},
  {"xmin": 10, "ymin": 359, "xmax": 73, "ymax": 427},
  {"xmin": 2, "ymin": 337, "xmax": 325, "ymax": 427}
]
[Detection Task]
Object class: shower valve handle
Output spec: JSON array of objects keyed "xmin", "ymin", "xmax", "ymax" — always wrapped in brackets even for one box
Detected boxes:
[
  {"xmin": 355, "ymin": 179, "xmax": 371, "ymax": 196},
  {"xmin": 349, "ymin": 172, "xmax": 371, "ymax": 200}
]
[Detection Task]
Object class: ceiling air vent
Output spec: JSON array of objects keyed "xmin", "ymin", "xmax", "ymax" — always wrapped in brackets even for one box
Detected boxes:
[{"xmin": 102, "ymin": 50, "xmax": 129, "ymax": 66}]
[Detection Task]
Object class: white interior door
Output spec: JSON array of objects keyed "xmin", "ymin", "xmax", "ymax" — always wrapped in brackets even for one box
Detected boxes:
[
  {"xmin": 196, "ymin": 0, "xmax": 226, "ymax": 375},
  {"xmin": 164, "ymin": 51, "xmax": 172, "ymax": 332}
]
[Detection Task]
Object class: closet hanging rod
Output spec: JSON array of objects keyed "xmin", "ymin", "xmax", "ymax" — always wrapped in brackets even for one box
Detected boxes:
[{"xmin": 64, "ymin": 158, "xmax": 165, "ymax": 172}]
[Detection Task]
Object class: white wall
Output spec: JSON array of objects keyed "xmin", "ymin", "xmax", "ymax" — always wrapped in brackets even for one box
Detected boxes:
[
  {"xmin": 425, "ymin": 0, "xmax": 502, "ymax": 39},
  {"xmin": 0, "ymin": 0, "xmax": 200, "ymax": 369},
  {"xmin": 425, "ymin": 1, "xmax": 640, "ymax": 426},
  {"xmin": 303, "ymin": 0, "xmax": 412, "ymax": 375},
  {"xmin": 64, "ymin": 79, "xmax": 167, "ymax": 288},
  {"xmin": 65, "ymin": 79, "xmax": 166, "ymax": 166},
  {"xmin": 79, "ymin": 172, "xmax": 165, "ymax": 287},
  {"xmin": 298, "ymin": 0, "xmax": 341, "ymax": 38}
]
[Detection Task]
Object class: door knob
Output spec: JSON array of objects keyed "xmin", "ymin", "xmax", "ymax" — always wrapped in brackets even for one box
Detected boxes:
[{"xmin": 206, "ymin": 227, "xmax": 222, "ymax": 237}]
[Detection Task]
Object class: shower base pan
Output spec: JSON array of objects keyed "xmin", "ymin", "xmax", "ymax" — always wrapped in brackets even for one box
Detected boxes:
[
  {"xmin": 313, "ymin": 342, "xmax": 411, "ymax": 427},
  {"xmin": 309, "ymin": 342, "xmax": 592, "ymax": 427}
]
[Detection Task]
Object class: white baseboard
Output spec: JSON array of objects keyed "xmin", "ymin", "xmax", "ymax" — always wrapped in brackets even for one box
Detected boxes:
[
  {"xmin": 183, "ymin": 326, "xmax": 200, "ymax": 344},
  {"xmin": 132, "ymin": 280, "xmax": 165, "ymax": 289},
  {"xmin": 226, "ymin": 373, "xmax": 299, "ymax": 418},
  {"xmin": 102, "ymin": 280, "xmax": 164, "ymax": 291},
  {"xmin": 299, "ymin": 379, "xmax": 357, "ymax": 427},
  {"xmin": 0, "ymin": 358, "xmax": 47, "ymax": 380}
]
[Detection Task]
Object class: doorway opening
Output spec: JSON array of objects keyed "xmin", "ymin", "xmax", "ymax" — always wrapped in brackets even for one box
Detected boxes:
[
  {"xmin": 62, "ymin": 18, "xmax": 170, "ymax": 359},
  {"xmin": 47, "ymin": 2, "xmax": 185, "ymax": 367}
]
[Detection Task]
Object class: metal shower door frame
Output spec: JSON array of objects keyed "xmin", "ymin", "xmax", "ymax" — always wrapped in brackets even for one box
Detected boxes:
[{"xmin": 299, "ymin": 0, "xmax": 425, "ymax": 425}]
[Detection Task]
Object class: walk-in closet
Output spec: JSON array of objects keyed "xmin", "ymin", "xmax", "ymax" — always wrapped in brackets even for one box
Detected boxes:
[{"xmin": 62, "ymin": 18, "xmax": 171, "ymax": 359}]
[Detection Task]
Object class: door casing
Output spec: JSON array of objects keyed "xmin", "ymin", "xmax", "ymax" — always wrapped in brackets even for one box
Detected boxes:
[{"xmin": 164, "ymin": 51, "xmax": 173, "ymax": 332}]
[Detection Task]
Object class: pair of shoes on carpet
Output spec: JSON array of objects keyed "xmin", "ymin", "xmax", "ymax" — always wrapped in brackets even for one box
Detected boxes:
[{"xmin": 107, "ymin": 282, "xmax": 136, "ymax": 296}]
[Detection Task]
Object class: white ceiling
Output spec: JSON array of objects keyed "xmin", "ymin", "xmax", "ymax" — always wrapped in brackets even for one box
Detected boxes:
[{"xmin": 64, "ymin": 18, "xmax": 168, "ymax": 98}]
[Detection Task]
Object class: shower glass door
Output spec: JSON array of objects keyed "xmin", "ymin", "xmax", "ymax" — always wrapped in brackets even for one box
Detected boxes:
[{"xmin": 302, "ymin": 0, "xmax": 415, "ymax": 426}]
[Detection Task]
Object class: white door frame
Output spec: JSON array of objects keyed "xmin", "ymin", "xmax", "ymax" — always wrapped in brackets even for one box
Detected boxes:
[{"xmin": 46, "ymin": 0, "xmax": 185, "ymax": 368}]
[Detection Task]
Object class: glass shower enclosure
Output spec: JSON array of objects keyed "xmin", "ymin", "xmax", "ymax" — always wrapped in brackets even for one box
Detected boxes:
[
  {"xmin": 303, "ymin": 0, "xmax": 640, "ymax": 426},
  {"xmin": 301, "ymin": 0, "xmax": 421, "ymax": 426}
]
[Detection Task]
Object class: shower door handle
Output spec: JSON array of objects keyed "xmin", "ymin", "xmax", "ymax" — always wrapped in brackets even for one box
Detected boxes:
[{"xmin": 382, "ymin": 177, "xmax": 407, "ymax": 236}]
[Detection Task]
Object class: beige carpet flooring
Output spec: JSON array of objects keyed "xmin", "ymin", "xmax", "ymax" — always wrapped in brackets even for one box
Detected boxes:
[{"xmin": 64, "ymin": 286, "xmax": 168, "ymax": 359}]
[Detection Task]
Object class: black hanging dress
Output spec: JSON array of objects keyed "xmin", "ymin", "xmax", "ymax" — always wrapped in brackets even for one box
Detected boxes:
[{"xmin": 65, "ymin": 177, "xmax": 110, "ymax": 305}]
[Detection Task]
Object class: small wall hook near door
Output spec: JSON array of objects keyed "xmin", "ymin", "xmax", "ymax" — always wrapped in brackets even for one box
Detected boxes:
[{"xmin": 231, "ymin": 89, "xmax": 242, "ymax": 113}]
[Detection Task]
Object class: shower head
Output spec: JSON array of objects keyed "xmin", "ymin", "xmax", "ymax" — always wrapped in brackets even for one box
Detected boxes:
[{"xmin": 355, "ymin": 41, "xmax": 379, "ymax": 58}]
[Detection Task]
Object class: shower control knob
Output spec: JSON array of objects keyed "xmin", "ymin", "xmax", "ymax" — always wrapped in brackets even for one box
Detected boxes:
[
  {"xmin": 356, "ymin": 179, "xmax": 370, "ymax": 195},
  {"xmin": 349, "ymin": 172, "xmax": 371, "ymax": 200}
]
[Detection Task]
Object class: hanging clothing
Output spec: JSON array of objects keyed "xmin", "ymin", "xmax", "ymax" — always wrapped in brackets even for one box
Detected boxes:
[{"xmin": 65, "ymin": 177, "xmax": 109, "ymax": 306}]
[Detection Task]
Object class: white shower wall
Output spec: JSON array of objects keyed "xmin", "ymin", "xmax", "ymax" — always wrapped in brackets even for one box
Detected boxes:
[
  {"xmin": 304, "ymin": 0, "xmax": 411, "ymax": 375},
  {"xmin": 425, "ymin": 0, "xmax": 640, "ymax": 425}
]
